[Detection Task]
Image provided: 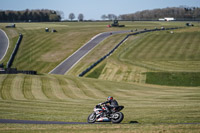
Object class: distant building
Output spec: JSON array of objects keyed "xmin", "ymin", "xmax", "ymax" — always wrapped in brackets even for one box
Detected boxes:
[{"xmin": 159, "ymin": 17, "xmax": 175, "ymax": 21}]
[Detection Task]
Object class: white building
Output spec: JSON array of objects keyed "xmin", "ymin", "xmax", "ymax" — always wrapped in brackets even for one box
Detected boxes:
[{"xmin": 159, "ymin": 17, "xmax": 175, "ymax": 21}]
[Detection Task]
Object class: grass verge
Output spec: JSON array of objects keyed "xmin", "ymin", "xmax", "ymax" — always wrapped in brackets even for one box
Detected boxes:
[{"xmin": 146, "ymin": 72, "xmax": 200, "ymax": 86}]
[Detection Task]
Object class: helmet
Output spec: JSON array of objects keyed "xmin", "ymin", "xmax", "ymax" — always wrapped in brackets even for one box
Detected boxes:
[{"xmin": 107, "ymin": 96, "xmax": 113, "ymax": 101}]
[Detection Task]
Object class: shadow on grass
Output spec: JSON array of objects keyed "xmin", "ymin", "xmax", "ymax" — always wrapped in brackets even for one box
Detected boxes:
[{"xmin": 129, "ymin": 121, "xmax": 139, "ymax": 124}]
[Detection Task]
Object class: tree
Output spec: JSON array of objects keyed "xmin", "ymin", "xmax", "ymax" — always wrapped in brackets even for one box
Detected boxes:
[
  {"xmin": 78, "ymin": 13, "xmax": 84, "ymax": 21},
  {"xmin": 107, "ymin": 14, "xmax": 117, "ymax": 20},
  {"xmin": 56, "ymin": 10, "xmax": 64, "ymax": 20},
  {"xmin": 69, "ymin": 13, "xmax": 75, "ymax": 21},
  {"xmin": 49, "ymin": 14, "xmax": 60, "ymax": 21},
  {"xmin": 119, "ymin": 7, "xmax": 200, "ymax": 21},
  {"xmin": 101, "ymin": 14, "xmax": 107, "ymax": 20},
  {"xmin": 0, "ymin": 9, "xmax": 61, "ymax": 22}
]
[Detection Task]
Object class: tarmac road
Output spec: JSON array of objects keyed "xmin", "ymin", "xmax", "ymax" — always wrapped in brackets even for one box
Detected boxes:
[
  {"xmin": 49, "ymin": 30, "xmax": 130, "ymax": 75},
  {"xmin": 0, "ymin": 119, "xmax": 199, "ymax": 125},
  {"xmin": 0, "ymin": 119, "xmax": 89, "ymax": 124},
  {"xmin": 0, "ymin": 29, "xmax": 9, "ymax": 61}
]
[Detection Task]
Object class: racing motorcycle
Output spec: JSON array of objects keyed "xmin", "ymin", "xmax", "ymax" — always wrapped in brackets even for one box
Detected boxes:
[{"xmin": 87, "ymin": 103, "xmax": 124, "ymax": 124}]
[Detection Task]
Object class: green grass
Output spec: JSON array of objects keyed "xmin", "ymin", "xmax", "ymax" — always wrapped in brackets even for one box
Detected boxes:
[
  {"xmin": 119, "ymin": 28, "xmax": 200, "ymax": 71},
  {"xmin": 0, "ymin": 74, "xmax": 200, "ymax": 132},
  {"xmin": 86, "ymin": 63, "xmax": 106, "ymax": 78},
  {"xmin": 1, "ymin": 22, "xmax": 126, "ymax": 73},
  {"xmin": 0, "ymin": 124, "xmax": 200, "ymax": 133},
  {"xmin": 0, "ymin": 74, "xmax": 200, "ymax": 123},
  {"xmin": 0, "ymin": 21, "xmax": 187, "ymax": 74},
  {"xmin": 146, "ymin": 72, "xmax": 200, "ymax": 86},
  {"xmin": 1, "ymin": 22, "xmax": 200, "ymax": 132},
  {"xmin": 82, "ymin": 25, "xmax": 200, "ymax": 84}
]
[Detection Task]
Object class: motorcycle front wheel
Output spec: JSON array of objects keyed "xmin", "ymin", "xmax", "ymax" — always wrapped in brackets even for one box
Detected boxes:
[
  {"xmin": 111, "ymin": 112, "xmax": 124, "ymax": 123},
  {"xmin": 87, "ymin": 112, "xmax": 96, "ymax": 123}
]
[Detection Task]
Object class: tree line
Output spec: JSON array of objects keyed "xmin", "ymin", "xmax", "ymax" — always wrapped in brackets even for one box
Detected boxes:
[
  {"xmin": 0, "ymin": 9, "xmax": 62, "ymax": 22},
  {"xmin": 118, "ymin": 7, "xmax": 200, "ymax": 21},
  {"xmin": 68, "ymin": 13, "xmax": 84, "ymax": 21}
]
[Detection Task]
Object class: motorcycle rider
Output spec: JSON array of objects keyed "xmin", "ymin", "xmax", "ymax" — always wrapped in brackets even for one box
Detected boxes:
[{"xmin": 99, "ymin": 96, "xmax": 119, "ymax": 115}]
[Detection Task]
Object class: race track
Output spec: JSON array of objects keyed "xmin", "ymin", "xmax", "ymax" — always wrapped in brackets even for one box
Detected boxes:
[
  {"xmin": 0, "ymin": 29, "xmax": 9, "ymax": 61},
  {"xmin": 1, "ymin": 119, "xmax": 199, "ymax": 125},
  {"xmin": 49, "ymin": 30, "xmax": 130, "ymax": 75},
  {"xmin": 0, "ymin": 119, "xmax": 89, "ymax": 124}
]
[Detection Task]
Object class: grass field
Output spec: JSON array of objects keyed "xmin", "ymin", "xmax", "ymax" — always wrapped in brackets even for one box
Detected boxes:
[
  {"xmin": 0, "ymin": 21, "xmax": 200, "ymax": 132},
  {"xmin": 0, "ymin": 74, "xmax": 200, "ymax": 132},
  {"xmin": 83, "ymin": 25, "xmax": 200, "ymax": 85},
  {"xmin": 120, "ymin": 27, "xmax": 200, "ymax": 70},
  {"xmin": 146, "ymin": 72, "xmax": 200, "ymax": 86},
  {"xmin": 0, "ymin": 21, "xmax": 186, "ymax": 74},
  {"xmin": 1, "ymin": 124, "xmax": 200, "ymax": 133}
]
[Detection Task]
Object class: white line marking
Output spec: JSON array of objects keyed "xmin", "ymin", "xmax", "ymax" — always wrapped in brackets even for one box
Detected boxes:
[
  {"xmin": 48, "ymin": 33, "xmax": 103, "ymax": 74},
  {"xmin": 0, "ymin": 29, "xmax": 9, "ymax": 62}
]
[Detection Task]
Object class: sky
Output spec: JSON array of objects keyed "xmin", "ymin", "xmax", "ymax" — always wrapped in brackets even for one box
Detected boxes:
[{"xmin": 1, "ymin": 0, "xmax": 200, "ymax": 20}]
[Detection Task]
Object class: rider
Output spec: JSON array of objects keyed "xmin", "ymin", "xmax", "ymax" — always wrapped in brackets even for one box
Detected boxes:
[{"xmin": 100, "ymin": 96, "xmax": 119, "ymax": 115}]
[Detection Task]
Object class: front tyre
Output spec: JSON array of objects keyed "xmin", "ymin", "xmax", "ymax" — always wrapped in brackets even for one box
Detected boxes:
[
  {"xmin": 111, "ymin": 112, "xmax": 124, "ymax": 123},
  {"xmin": 87, "ymin": 112, "xmax": 96, "ymax": 123}
]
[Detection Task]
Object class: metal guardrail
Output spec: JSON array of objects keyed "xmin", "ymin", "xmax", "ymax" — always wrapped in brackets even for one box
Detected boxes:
[
  {"xmin": 0, "ymin": 68, "xmax": 37, "ymax": 75},
  {"xmin": 6, "ymin": 34, "xmax": 23, "ymax": 68}
]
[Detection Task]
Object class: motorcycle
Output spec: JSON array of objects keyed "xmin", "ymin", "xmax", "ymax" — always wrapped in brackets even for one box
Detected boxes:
[{"xmin": 87, "ymin": 103, "xmax": 124, "ymax": 124}]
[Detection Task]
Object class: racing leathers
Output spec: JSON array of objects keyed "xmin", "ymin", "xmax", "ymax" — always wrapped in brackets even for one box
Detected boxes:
[{"xmin": 101, "ymin": 99, "xmax": 119, "ymax": 114}]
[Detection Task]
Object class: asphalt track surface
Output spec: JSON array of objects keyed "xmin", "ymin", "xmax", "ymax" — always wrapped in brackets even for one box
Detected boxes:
[
  {"xmin": 0, "ymin": 119, "xmax": 89, "ymax": 124},
  {"xmin": 1, "ymin": 119, "xmax": 200, "ymax": 125},
  {"xmin": 0, "ymin": 29, "xmax": 9, "ymax": 61},
  {"xmin": 49, "ymin": 30, "xmax": 131, "ymax": 75}
]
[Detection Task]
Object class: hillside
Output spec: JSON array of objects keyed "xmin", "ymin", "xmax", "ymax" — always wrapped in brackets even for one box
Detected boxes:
[
  {"xmin": 83, "ymin": 24, "xmax": 200, "ymax": 86},
  {"xmin": 0, "ymin": 22, "xmax": 122, "ymax": 73},
  {"xmin": 0, "ymin": 21, "xmax": 184, "ymax": 74},
  {"xmin": 0, "ymin": 74, "xmax": 200, "ymax": 124},
  {"xmin": 0, "ymin": 21, "xmax": 200, "ymax": 132}
]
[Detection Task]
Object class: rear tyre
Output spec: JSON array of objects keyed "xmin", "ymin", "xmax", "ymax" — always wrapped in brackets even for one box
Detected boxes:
[
  {"xmin": 87, "ymin": 112, "xmax": 96, "ymax": 123},
  {"xmin": 111, "ymin": 112, "xmax": 124, "ymax": 123}
]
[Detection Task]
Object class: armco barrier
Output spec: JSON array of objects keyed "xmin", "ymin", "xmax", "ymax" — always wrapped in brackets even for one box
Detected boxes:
[
  {"xmin": 7, "ymin": 34, "xmax": 23, "ymax": 68},
  {"xmin": 79, "ymin": 27, "xmax": 180, "ymax": 77},
  {"xmin": 0, "ymin": 68, "xmax": 37, "ymax": 75}
]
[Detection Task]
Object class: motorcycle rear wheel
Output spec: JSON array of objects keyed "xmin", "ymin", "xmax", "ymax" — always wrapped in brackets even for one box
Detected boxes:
[
  {"xmin": 87, "ymin": 112, "xmax": 96, "ymax": 123},
  {"xmin": 111, "ymin": 112, "xmax": 124, "ymax": 123}
]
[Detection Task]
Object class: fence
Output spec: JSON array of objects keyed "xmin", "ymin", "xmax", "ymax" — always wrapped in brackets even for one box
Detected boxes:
[
  {"xmin": 7, "ymin": 33, "xmax": 23, "ymax": 68},
  {"xmin": 79, "ymin": 27, "xmax": 181, "ymax": 77},
  {"xmin": 0, "ymin": 68, "xmax": 37, "ymax": 75}
]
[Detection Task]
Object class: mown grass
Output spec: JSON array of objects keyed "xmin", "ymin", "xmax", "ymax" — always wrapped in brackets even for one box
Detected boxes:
[
  {"xmin": 0, "ymin": 21, "xmax": 186, "ymax": 74},
  {"xmin": 0, "ymin": 123, "xmax": 200, "ymax": 133},
  {"xmin": 119, "ymin": 27, "xmax": 200, "ymax": 71},
  {"xmin": 0, "ymin": 74, "xmax": 200, "ymax": 132},
  {"xmin": 83, "ymin": 24, "xmax": 200, "ymax": 85},
  {"xmin": 0, "ymin": 74, "xmax": 200, "ymax": 123},
  {"xmin": 146, "ymin": 72, "xmax": 200, "ymax": 86},
  {"xmin": 0, "ymin": 22, "xmax": 127, "ymax": 73},
  {"xmin": 1, "ymin": 22, "xmax": 200, "ymax": 132},
  {"xmin": 86, "ymin": 63, "xmax": 106, "ymax": 78}
]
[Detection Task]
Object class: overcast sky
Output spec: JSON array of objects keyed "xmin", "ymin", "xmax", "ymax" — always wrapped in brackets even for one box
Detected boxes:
[{"xmin": 1, "ymin": 0, "xmax": 200, "ymax": 20}]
